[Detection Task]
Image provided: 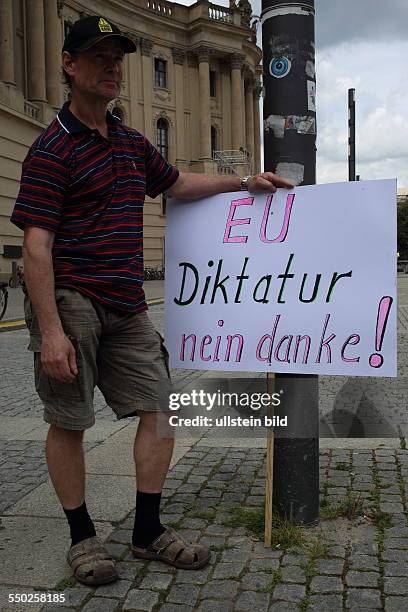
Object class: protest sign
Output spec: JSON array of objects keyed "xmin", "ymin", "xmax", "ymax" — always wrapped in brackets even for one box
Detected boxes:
[{"xmin": 164, "ymin": 179, "xmax": 397, "ymax": 377}]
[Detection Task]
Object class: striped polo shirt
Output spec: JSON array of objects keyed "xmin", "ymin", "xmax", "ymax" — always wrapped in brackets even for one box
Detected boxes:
[{"xmin": 11, "ymin": 102, "xmax": 179, "ymax": 313}]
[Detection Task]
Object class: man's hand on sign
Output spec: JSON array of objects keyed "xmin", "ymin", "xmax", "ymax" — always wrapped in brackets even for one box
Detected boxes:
[{"xmin": 247, "ymin": 172, "xmax": 294, "ymax": 193}]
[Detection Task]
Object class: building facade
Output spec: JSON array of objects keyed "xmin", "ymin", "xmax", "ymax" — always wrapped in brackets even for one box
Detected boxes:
[{"xmin": 0, "ymin": 0, "xmax": 262, "ymax": 275}]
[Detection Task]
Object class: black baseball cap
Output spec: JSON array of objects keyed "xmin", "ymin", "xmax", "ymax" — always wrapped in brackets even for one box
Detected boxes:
[{"xmin": 62, "ymin": 15, "xmax": 136, "ymax": 54}]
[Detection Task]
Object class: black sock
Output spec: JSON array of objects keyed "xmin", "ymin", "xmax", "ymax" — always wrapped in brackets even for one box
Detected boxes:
[
  {"xmin": 132, "ymin": 490, "xmax": 166, "ymax": 548},
  {"xmin": 63, "ymin": 501, "xmax": 96, "ymax": 547}
]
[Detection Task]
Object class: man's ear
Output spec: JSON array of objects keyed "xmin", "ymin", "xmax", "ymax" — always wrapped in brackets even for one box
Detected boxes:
[{"xmin": 61, "ymin": 51, "xmax": 76, "ymax": 78}]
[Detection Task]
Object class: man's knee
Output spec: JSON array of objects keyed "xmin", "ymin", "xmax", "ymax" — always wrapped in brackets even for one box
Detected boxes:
[
  {"xmin": 47, "ymin": 424, "xmax": 85, "ymax": 440},
  {"xmin": 137, "ymin": 411, "xmax": 174, "ymax": 438}
]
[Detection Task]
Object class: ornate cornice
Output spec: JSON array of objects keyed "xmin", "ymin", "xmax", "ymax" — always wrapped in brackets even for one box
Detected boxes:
[
  {"xmin": 172, "ymin": 48, "xmax": 185, "ymax": 65},
  {"xmin": 196, "ymin": 46, "xmax": 211, "ymax": 63},
  {"xmin": 230, "ymin": 53, "xmax": 245, "ymax": 70},
  {"xmin": 140, "ymin": 38, "xmax": 153, "ymax": 57}
]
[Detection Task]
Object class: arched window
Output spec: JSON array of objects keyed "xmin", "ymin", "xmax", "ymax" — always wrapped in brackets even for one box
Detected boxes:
[
  {"xmin": 211, "ymin": 126, "xmax": 217, "ymax": 156},
  {"xmin": 157, "ymin": 118, "xmax": 169, "ymax": 159}
]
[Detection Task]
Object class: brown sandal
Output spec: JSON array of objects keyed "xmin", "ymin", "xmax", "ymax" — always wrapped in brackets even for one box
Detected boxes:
[
  {"xmin": 132, "ymin": 527, "xmax": 211, "ymax": 570},
  {"xmin": 67, "ymin": 536, "xmax": 118, "ymax": 586}
]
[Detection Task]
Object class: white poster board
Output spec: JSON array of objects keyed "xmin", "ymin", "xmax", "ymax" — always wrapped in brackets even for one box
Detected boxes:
[{"xmin": 164, "ymin": 179, "xmax": 397, "ymax": 377}]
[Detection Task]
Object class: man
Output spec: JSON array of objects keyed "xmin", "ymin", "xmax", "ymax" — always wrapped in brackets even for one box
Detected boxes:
[{"xmin": 11, "ymin": 15, "xmax": 292, "ymax": 585}]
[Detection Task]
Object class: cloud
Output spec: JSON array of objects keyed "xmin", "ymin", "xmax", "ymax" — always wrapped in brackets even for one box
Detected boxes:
[{"xmin": 315, "ymin": 0, "xmax": 408, "ymax": 49}]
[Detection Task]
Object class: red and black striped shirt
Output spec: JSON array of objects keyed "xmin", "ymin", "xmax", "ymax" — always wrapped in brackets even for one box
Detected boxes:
[{"xmin": 11, "ymin": 102, "xmax": 179, "ymax": 313}]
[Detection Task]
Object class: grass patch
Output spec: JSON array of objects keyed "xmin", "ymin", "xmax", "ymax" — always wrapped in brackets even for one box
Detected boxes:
[
  {"xmin": 320, "ymin": 491, "xmax": 363, "ymax": 520},
  {"xmin": 54, "ymin": 577, "xmax": 75, "ymax": 591},
  {"xmin": 223, "ymin": 506, "xmax": 304, "ymax": 550},
  {"xmin": 304, "ymin": 537, "xmax": 332, "ymax": 561},
  {"xmin": 334, "ymin": 462, "xmax": 349, "ymax": 471},
  {"xmin": 257, "ymin": 568, "xmax": 282, "ymax": 593},
  {"xmin": 366, "ymin": 509, "xmax": 393, "ymax": 530},
  {"xmin": 188, "ymin": 509, "xmax": 216, "ymax": 521},
  {"xmin": 298, "ymin": 597, "xmax": 310, "ymax": 611},
  {"xmin": 211, "ymin": 542, "xmax": 235, "ymax": 552}
]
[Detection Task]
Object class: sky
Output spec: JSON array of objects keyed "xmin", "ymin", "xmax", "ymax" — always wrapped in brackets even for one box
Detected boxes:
[{"xmin": 180, "ymin": 0, "xmax": 408, "ymax": 187}]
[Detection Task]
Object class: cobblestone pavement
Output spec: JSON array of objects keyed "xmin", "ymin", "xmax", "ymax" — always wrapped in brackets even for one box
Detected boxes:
[
  {"xmin": 1, "ymin": 282, "xmax": 408, "ymax": 609},
  {"xmin": 33, "ymin": 445, "xmax": 408, "ymax": 611}
]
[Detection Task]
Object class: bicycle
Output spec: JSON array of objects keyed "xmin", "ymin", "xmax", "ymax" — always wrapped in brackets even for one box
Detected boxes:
[
  {"xmin": 9, "ymin": 264, "xmax": 25, "ymax": 289},
  {"xmin": 0, "ymin": 282, "xmax": 8, "ymax": 321}
]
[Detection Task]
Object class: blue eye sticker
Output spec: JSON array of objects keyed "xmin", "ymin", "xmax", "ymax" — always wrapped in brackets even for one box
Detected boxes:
[{"xmin": 269, "ymin": 56, "xmax": 292, "ymax": 79}]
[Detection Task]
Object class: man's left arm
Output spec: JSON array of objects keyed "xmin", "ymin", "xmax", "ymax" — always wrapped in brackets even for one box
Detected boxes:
[{"xmin": 166, "ymin": 172, "xmax": 294, "ymax": 200}]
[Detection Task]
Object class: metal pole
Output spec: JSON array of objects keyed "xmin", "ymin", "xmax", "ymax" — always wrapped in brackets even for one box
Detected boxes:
[
  {"xmin": 261, "ymin": 0, "xmax": 319, "ymax": 524},
  {"xmin": 348, "ymin": 88, "xmax": 356, "ymax": 181}
]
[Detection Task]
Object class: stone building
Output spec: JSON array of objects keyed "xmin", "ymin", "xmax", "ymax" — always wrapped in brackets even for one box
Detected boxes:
[{"xmin": 0, "ymin": 0, "xmax": 262, "ymax": 275}]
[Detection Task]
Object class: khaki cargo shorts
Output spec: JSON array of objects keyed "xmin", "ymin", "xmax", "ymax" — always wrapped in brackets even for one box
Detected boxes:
[{"xmin": 25, "ymin": 288, "xmax": 172, "ymax": 430}]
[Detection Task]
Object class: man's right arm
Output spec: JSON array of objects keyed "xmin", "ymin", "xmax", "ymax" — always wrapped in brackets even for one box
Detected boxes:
[{"xmin": 23, "ymin": 226, "xmax": 77, "ymax": 383}]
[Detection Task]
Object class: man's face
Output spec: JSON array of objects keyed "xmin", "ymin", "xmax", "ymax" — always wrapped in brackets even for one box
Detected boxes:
[{"xmin": 63, "ymin": 38, "xmax": 124, "ymax": 102}]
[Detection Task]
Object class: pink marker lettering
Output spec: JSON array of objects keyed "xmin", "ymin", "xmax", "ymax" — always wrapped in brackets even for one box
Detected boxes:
[
  {"xmin": 260, "ymin": 193, "xmax": 295, "ymax": 244},
  {"xmin": 223, "ymin": 197, "xmax": 254, "ymax": 243},
  {"xmin": 369, "ymin": 296, "xmax": 393, "ymax": 368}
]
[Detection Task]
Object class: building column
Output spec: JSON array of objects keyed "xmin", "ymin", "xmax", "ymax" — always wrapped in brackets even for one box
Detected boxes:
[
  {"xmin": 197, "ymin": 46, "xmax": 211, "ymax": 159},
  {"xmin": 26, "ymin": 0, "xmax": 47, "ymax": 102},
  {"xmin": 253, "ymin": 78, "xmax": 262, "ymax": 173},
  {"xmin": 231, "ymin": 54, "xmax": 244, "ymax": 150},
  {"xmin": 172, "ymin": 48, "xmax": 186, "ymax": 163},
  {"xmin": 0, "ymin": 0, "xmax": 15, "ymax": 85},
  {"xmin": 141, "ymin": 38, "xmax": 154, "ymax": 141},
  {"xmin": 44, "ymin": 0, "xmax": 62, "ymax": 108},
  {"xmin": 245, "ymin": 77, "xmax": 255, "ymax": 169}
]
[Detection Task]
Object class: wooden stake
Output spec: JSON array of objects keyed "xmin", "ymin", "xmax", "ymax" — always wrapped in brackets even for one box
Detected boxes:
[{"xmin": 264, "ymin": 371, "xmax": 275, "ymax": 547}]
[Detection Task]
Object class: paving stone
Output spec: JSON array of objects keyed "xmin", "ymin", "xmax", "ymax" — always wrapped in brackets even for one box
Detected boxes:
[
  {"xmin": 314, "ymin": 558, "xmax": 344, "ymax": 575},
  {"xmin": 212, "ymin": 562, "xmax": 246, "ymax": 579},
  {"xmin": 252, "ymin": 542, "xmax": 282, "ymax": 559},
  {"xmin": 349, "ymin": 554, "xmax": 379, "ymax": 571},
  {"xmin": 123, "ymin": 589, "xmax": 160, "ymax": 611},
  {"xmin": 383, "ymin": 549, "xmax": 408, "ymax": 563},
  {"xmin": 268, "ymin": 603, "xmax": 299, "ymax": 611},
  {"xmin": 384, "ymin": 562, "xmax": 408, "ymax": 577},
  {"xmin": 384, "ymin": 576, "xmax": 408, "ymax": 595},
  {"xmin": 273, "ymin": 584, "xmax": 306, "ymax": 602},
  {"xmin": 281, "ymin": 553, "xmax": 308, "ymax": 566},
  {"xmin": 201, "ymin": 579, "xmax": 239, "ymax": 599},
  {"xmin": 385, "ymin": 596, "xmax": 408, "ymax": 611},
  {"xmin": 139, "ymin": 573, "xmax": 173, "ymax": 590},
  {"xmin": 116, "ymin": 561, "xmax": 146, "ymax": 581},
  {"xmin": 82, "ymin": 598, "xmax": 120, "ymax": 612},
  {"xmin": 308, "ymin": 594, "xmax": 343, "ymax": 611},
  {"xmin": 160, "ymin": 605, "xmax": 194, "ymax": 612},
  {"xmin": 96, "ymin": 579, "xmax": 133, "ymax": 598},
  {"xmin": 234, "ymin": 590, "xmax": 270, "ymax": 612},
  {"xmin": 346, "ymin": 588, "xmax": 382, "ymax": 609},
  {"xmin": 310, "ymin": 575, "xmax": 343, "ymax": 593},
  {"xmin": 280, "ymin": 565, "xmax": 306, "ymax": 583},
  {"xmin": 346, "ymin": 571, "xmax": 379, "ymax": 588},
  {"xmin": 166, "ymin": 584, "xmax": 200, "ymax": 606},
  {"xmin": 241, "ymin": 572, "xmax": 272, "ymax": 590},
  {"xmin": 173, "ymin": 567, "xmax": 211, "ymax": 584},
  {"xmin": 196, "ymin": 601, "xmax": 233, "ymax": 612},
  {"xmin": 248, "ymin": 557, "xmax": 280, "ymax": 572},
  {"xmin": 63, "ymin": 586, "xmax": 92, "ymax": 607}
]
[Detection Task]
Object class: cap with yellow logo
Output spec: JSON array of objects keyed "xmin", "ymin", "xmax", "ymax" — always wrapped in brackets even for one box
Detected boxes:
[{"xmin": 62, "ymin": 15, "xmax": 136, "ymax": 54}]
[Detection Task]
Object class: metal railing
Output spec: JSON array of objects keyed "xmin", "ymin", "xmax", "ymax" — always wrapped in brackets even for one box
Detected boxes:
[{"xmin": 213, "ymin": 148, "xmax": 252, "ymax": 175}]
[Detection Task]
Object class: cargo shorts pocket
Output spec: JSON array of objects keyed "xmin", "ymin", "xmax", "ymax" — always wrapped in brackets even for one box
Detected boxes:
[
  {"xmin": 156, "ymin": 332, "xmax": 171, "ymax": 379},
  {"xmin": 30, "ymin": 334, "xmax": 86, "ymax": 403}
]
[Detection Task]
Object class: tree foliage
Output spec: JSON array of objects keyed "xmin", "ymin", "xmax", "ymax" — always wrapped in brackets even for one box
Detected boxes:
[{"xmin": 397, "ymin": 199, "xmax": 408, "ymax": 259}]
